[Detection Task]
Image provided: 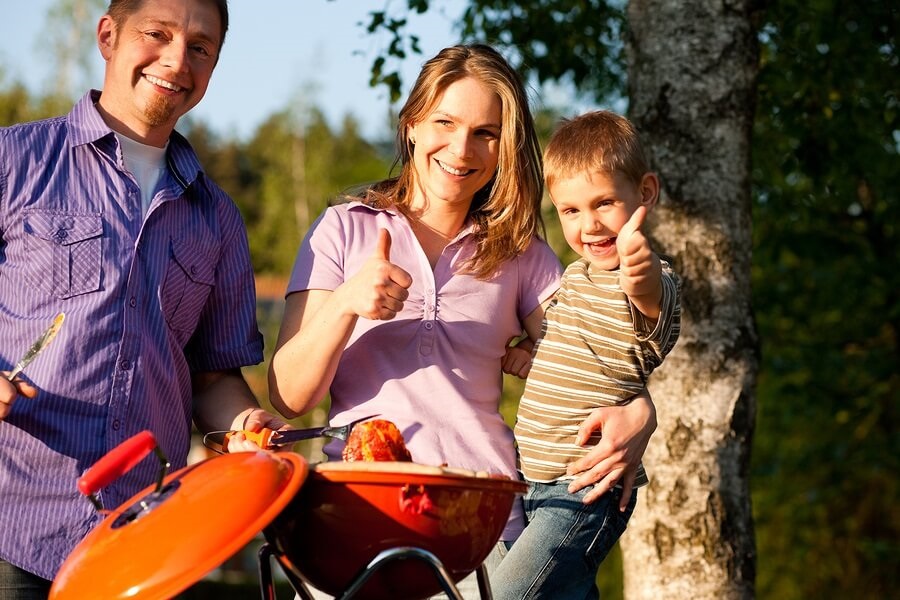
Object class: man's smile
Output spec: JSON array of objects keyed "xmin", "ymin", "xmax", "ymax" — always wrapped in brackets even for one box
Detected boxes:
[{"xmin": 144, "ymin": 74, "xmax": 184, "ymax": 92}]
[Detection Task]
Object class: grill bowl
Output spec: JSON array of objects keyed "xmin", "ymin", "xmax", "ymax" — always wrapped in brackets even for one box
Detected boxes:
[{"xmin": 264, "ymin": 461, "xmax": 526, "ymax": 600}]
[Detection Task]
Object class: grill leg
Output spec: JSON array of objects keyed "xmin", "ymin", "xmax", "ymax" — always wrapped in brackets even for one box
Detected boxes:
[
  {"xmin": 258, "ymin": 542, "xmax": 316, "ymax": 600},
  {"xmin": 475, "ymin": 563, "xmax": 493, "ymax": 600},
  {"xmin": 338, "ymin": 546, "xmax": 464, "ymax": 600}
]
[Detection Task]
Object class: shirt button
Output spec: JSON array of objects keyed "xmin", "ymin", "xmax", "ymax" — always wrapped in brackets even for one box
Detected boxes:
[
  {"xmin": 424, "ymin": 322, "xmax": 434, "ymax": 330},
  {"xmin": 190, "ymin": 265, "xmax": 198, "ymax": 275},
  {"xmin": 129, "ymin": 297, "xmax": 137, "ymax": 307},
  {"xmin": 112, "ymin": 419, "xmax": 120, "ymax": 430},
  {"xmin": 55, "ymin": 229, "xmax": 68, "ymax": 240},
  {"xmin": 120, "ymin": 360, "xmax": 131, "ymax": 371}
]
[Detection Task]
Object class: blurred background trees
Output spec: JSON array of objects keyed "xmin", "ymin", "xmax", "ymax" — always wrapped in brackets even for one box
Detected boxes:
[
  {"xmin": 750, "ymin": 1, "xmax": 899, "ymax": 596},
  {"xmin": 1, "ymin": 0, "xmax": 896, "ymax": 596}
]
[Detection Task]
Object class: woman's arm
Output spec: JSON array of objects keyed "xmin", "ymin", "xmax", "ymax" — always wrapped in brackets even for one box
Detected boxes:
[
  {"xmin": 268, "ymin": 289, "xmax": 356, "ymax": 417},
  {"xmin": 268, "ymin": 229, "xmax": 411, "ymax": 418},
  {"xmin": 565, "ymin": 387, "xmax": 657, "ymax": 510}
]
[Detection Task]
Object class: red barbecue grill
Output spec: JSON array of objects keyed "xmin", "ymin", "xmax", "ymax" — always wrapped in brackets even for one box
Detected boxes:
[{"xmin": 49, "ymin": 431, "xmax": 525, "ymax": 600}]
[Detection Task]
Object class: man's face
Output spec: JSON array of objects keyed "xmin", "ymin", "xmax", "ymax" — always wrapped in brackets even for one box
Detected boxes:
[{"xmin": 97, "ymin": 0, "xmax": 221, "ymax": 146}]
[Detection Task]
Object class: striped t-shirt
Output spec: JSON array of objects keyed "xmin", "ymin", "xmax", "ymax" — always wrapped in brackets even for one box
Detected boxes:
[{"xmin": 515, "ymin": 257, "xmax": 681, "ymax": 483}]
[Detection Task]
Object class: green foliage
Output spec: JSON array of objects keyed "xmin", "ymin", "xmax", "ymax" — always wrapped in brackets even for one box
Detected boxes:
[
  {"xmin": 362, "ymin": 1, "xmax": 625, "ymax": 107},
  {"xmin": 43, "ymin": 0, "xmax": 106, "ymax": 98},
  {"xmin": 0, "ymin": 74, "xmax": 70, "ymax": 125},
  {"xmin": 184, "ymin": 109, "xmax": 392, "ymax": 276},
  {"xmin": 458, "ymin": 0, "xmax": 625, "ymax": 102},
  {"xmin": 364, "ymin": 5, "xmax": 425, "ymax": 102},
  {"xmin": 750, "ymin": 1, "xmax": 900, "ymax": 597}
]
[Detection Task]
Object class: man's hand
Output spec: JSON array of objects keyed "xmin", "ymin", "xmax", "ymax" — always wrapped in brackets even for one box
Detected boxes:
[
  {"xmin": 224, "ymin": 407, "xmax": 290, "ymax": 453},
  {"xmin": 566, "ymin": 391, "xmax": 657, "ymax": 509},
  {"xmin": 0, "ymin": 375, "xmax": 38, "ymax": 421}
]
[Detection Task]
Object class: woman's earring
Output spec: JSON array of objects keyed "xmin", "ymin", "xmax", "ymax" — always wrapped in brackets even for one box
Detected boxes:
[{"xmin": 409, "ymin": 137, "xmax": 416, "ymax": 145}]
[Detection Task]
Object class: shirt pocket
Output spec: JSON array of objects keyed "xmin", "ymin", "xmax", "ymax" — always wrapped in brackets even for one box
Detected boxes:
[
  {"xmin": 23, "ymin": 210, "xmax": 103, "ymax": 298},
  {"xmin": 161, "ymin": 235, "xmax": 217, "ymax": 337}
]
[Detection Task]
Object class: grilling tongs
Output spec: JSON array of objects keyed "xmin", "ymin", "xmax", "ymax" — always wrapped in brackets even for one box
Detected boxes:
[{"xmin": 205, "ymin": 414, "xmax": 379, "ymax": 451}]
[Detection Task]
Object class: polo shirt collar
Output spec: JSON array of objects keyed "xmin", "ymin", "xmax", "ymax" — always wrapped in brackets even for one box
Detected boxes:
[{"xmin": 345, "ymin": 200, "xmax": 478, "ymax": 242}]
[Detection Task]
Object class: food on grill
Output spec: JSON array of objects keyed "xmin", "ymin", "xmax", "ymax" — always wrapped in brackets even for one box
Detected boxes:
[{"xmin": 341, "ymin": 419, "xmax": 413, "ymax": 462}]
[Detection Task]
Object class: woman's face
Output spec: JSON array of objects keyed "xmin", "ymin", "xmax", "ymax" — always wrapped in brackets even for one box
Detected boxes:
[{"xmin": 408, "ymin": 77, "xmax": 502, "ymax": 211}]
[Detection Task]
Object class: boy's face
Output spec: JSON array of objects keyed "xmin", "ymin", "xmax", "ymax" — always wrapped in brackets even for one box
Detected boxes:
[{"xmin": 550, "ymin": 170, "xmax": 655, "ymax": 271}]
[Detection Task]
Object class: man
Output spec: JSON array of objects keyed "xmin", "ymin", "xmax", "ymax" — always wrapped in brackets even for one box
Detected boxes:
[{"xmin": 0, "ymin": 1, "xmax": 283, "ymax": 595}]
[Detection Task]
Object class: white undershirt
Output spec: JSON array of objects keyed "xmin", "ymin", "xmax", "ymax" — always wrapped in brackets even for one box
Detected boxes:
[{"xmin": 115, "ymin": 133, "xmax": 167, "ymax": 216}]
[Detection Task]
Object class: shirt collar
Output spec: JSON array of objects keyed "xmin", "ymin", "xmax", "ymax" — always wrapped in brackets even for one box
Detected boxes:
[
  {"xmin": 345, "ymin": 200, "xmax": 478, "ymax": 242},
  {"xmin": 67, "ymin": 90, "xmax": 204, "ymax": 190},
  {"xmin": 345, "ymin": 200, "xmax": 399, "ymax": 216}
]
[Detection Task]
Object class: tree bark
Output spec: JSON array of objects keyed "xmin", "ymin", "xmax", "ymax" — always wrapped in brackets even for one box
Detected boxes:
[{"xmin": 622, "ymin": 1, "xmax": 761, "ymax": 598}]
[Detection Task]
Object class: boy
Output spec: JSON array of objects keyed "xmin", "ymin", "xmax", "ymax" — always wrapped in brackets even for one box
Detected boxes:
[{"xmin": 493, "ymin": 110, "xmax": 681, "ymax": 599}]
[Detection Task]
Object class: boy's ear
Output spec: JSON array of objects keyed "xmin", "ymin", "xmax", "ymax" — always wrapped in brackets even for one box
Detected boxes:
[{"xmin": 640, "ymin": 173, "xmax": 660, "ymax": 209}]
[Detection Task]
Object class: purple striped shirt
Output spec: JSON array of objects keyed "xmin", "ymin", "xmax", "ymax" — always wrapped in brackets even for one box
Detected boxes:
[{"xmin": 0, "ymin": 91, "xmax": 263, "ymax": 579}]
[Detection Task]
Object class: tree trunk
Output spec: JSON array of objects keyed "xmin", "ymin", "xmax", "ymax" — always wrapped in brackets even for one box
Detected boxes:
[{"xmin": 621, "ymin": 1, "xmax": 761, "ymax": 598}]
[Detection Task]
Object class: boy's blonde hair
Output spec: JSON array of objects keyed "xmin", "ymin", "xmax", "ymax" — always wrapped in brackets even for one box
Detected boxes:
[{"xmin": 544, "ymin": 110, "xmax": 650, "ymax": 189}]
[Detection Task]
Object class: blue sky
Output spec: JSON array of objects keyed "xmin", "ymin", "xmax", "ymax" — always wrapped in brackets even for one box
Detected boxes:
[{"xmin": 3, "ymin": 1, "xmax": 469, "ymax": 140}]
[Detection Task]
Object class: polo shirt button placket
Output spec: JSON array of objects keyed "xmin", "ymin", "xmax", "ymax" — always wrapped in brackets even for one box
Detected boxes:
[{"xmin": 420, "ymin": 305, "xmax": 435, "ymax": 354}]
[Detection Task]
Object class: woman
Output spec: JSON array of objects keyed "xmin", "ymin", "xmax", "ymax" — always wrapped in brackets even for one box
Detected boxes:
[{"xmin": 268, "ymin": 44, "xmax": 656, "ymax": 586}]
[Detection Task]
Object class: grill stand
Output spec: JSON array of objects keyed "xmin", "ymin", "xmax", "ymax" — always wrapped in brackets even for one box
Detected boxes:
[{"xmin": 258, "ymin": 542, "xmax": 493, "ymax": 600}]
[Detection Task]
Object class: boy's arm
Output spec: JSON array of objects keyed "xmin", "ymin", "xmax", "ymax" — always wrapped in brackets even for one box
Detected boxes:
[
  {"xmin": 501, "ymin": 336, "xmax": 533, "ymax": 378},
  {"xmin": 501, "ymin": 298, "xmax": 551, "ymax": 379},
  {"xmin": 617, "ymin": 206, "xmax": 663, "ymax": 319}
]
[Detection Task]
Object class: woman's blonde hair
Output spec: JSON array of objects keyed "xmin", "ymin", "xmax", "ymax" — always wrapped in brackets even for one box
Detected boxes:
[{"xmin": 365, "ymin": 44, "xmax": 545, "ymax": 279}]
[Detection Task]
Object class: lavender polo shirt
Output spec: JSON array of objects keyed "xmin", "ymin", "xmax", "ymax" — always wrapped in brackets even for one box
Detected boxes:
[
  {"xmin": 289, "ymin": 202, "xmax": 562, "ymax": 540},
  {"xmin": 0, "ymin": 91, "xmax": 264, "ymax": 579}
]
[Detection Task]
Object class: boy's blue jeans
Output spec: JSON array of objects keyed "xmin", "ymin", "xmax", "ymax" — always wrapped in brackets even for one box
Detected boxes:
[{"xmin": 489, "ymin": 480, "xmax": 637, "ymax": 600}]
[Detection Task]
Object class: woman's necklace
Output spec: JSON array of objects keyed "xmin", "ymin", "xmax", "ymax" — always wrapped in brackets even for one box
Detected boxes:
[{"xmin": 409, "ymin": 214, "xmax": 461, "ymax": 268}]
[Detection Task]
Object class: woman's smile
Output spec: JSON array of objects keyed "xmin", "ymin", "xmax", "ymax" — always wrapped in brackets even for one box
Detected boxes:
[{"xmin": 409, "ymin": 76, "xmax": 501, "ymax": 209}]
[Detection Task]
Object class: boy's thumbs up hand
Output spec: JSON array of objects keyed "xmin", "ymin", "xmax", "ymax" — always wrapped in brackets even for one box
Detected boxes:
[
  {"xmin": 616, "ymin": 206, "xmax": 660, "ymax": 298},
  {"xmin": 615, "ymin": 206, "xmax": 648, "ymax": 262},
  {"xmin": 342, "ymin": 228, "xmax": 412, "ymax": 321}
]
